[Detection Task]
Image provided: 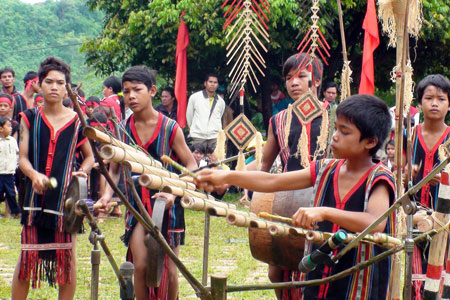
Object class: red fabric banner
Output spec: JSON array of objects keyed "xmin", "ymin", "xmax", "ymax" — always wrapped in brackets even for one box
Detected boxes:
[
  {"xmin": 174, "ymin": 12, "xmax": 189, "ymax": 128},
  {"xmin": 358, "ymin": 0, "xmax": 379, "ymax": 95}
]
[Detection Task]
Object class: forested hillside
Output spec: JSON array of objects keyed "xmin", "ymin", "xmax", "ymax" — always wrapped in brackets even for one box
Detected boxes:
[{"xmin": 0, "ymin": 0, "xmax": 104, "ymax": 95}]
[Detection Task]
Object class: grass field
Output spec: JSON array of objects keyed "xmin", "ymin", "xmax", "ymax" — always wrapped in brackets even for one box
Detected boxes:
[{"xmin": 0, "ymin": 194, "xmax": 276, "ymax": 299}]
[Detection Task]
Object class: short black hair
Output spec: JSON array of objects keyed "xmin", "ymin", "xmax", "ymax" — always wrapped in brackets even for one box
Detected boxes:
[
  {"xmin": 38, "ymin": 57, "xmax": 71, "ymax": 84},
  {"xmin": 0, "ymin": 67, "xmax": 15, "ymax": 78},
  {"xmin": 62, "ymin": 98, "xmax": 72, "ymax": 107},
  {"xmin": 103, "ymin": 76, "xmax": 122, "ymax": 94},
  {"xmin": 162, "ymin": 87, "xmax": 175, "ymax": 98},
  {"xmin": 324, "ymin": 81, "xmax": 338, "ymax": 91},
  {"xmin": 93, "ymin": 105, "xmax": 111, "ymax": 116},
  {"xmin": 23, "ymin": 71, "xmax": 38, "ymax": 84},
  {"xmin": 282, "ymin": 53, "xmax": 324, "ymax": 81},
  {"xmin": 336, "ymin": 95, "xmax": 391, "ymax": 156},
  {"xmin": 206, "ymin": 145, "xmax": 216, "ymax": 155},
  {"xmin": 86, "ymin": 96, "xmax": 100, "ymax": 104},
  {"xmin": 204, "ymin": 73, "xmax": 219, "ymax": 83},
  {"xmin": 416, "ymin": 74, "xmax": 450, "ymax": 104},
  {"xmin": 0, "ymin": 116, "xmax": 10, "ymax": 127},
  {"xmin": 385, "ymin": 139, "xmax": 395, "ymax": 151},
  {"xmin": 190, "ymin": 143, "xmax": 205, "ymax": 153},
  {"xmin": 90, "ymin": 111, "xmax": 108, "ymax": 124},
  {"xmin": 122, "ymin": 65, "xmax": 156, "ymax": 90}
]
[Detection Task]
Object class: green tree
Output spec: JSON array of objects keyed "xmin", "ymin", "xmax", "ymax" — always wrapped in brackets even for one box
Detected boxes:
[
  {"xmin": 82, "ymin": 0, "xmax": 450, "ymax": 128},
  {"xmin": 0, "ymin": 0, "xmax": 104, "ymax": 96}
]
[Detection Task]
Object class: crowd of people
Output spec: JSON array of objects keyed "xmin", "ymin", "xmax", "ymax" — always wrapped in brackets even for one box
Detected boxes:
[{"xmin": 0, "ymin": 52, "xmax": 449, "ymax": 300}]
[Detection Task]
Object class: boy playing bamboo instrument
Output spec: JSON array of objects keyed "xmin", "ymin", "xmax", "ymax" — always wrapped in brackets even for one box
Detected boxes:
[
  {"xmin": 99, "ymin": 65, "xmax": 197, "ymax": 300},
  {"xmin": 11, "ymin": 57, "xmax": 94, "ymax": 300},
  {"xmin": 246, "ymin": 53, "xmax": 325, "ymax": 299},
  {"xmin": 196, "ymin": 95, "xmax": 395, "ymax": 300}
]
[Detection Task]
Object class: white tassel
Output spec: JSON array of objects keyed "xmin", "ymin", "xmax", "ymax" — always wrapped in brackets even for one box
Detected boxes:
[
  {"xmin": 236, "ymin": 151, "xmax": 246, "ymax": 171},
  {"xmin": 214, "ymin": 130, "xmax": 226, "ymax": 161}
]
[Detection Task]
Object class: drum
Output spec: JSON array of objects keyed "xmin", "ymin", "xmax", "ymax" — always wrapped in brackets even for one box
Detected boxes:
[{"xmin": 249, "ymin": 188, "xmax": 313, "ymax": 270}]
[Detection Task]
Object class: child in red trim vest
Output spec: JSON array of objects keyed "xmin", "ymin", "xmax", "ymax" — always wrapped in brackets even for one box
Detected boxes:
[{"xmin": 196, "ymin": 95, "xmax": 395, "ymax": 300}]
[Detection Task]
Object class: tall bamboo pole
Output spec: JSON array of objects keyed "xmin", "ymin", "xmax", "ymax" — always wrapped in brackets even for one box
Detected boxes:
[
  {"xmin": 390, "ymin": 0, "xmax": 411, "ymax": 299},
  {"xmin": 336, "ymin": 0, "xmax": 351, "ymax": 97}
]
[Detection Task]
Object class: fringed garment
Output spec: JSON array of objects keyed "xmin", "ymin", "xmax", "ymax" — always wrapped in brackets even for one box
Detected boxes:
[
  {"xmin": 18, "ymin": 107, "xmax": 86, "ymax": 288},
  {"xmin": 301, "ymin": 159, "xmax": 396, "ymax": 300},
  {"xmin": 121, "ymin": 112, "xmax": 183, "ymax": 300},
  {"xmin": 271, "ymin": 109, "xmax": 323, "ymax": 172}
]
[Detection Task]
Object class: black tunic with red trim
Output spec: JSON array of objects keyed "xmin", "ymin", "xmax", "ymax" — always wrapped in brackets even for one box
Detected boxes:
[
  {"xmin": 18, "ymin": 107, "xmax": 86, "ymax": 287},
  {"xmin": 405, "ymin": 124, "xmax": 450, "ymax": 209},
  {"xmin": 121, "ymin": 112, "xmax": 184, "ymax": 246},
  {"xmin": 270, "ymin": 110, "xmax": 323, "ymax": 172},
  {"xmin": 303, "ymin": 159, "xmax": 396, "ymax": 300}
]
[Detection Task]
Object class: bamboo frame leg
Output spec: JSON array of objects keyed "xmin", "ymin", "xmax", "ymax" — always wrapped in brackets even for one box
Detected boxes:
[
  {"xmin": 403, "ymin": 215, "xmax": 414, "ymax": 300},
  {"xmin": 202, "ymin": 213, "xmax": 211, "ymax": 285},
  {"xmin": 211, "ymin": 276, "xmax": 227, "ymax": 300},
  {"xmin": 91, "ymin": 241, "xmax": 101, "ymax": 300}
]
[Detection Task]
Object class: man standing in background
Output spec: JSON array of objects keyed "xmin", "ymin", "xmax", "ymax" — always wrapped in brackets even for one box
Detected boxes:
[{"xmin": 186, "ymin": 73, "xmax": 225, "ymax": 149}]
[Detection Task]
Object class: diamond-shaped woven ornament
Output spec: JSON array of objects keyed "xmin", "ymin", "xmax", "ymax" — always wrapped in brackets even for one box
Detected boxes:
[
  {"xmin": 292, "ymin": 91, "xmax": 322, "ymax": 124},
  {"xmin": 224, "ymin": 113, "xmax": 257, "ymax": 150}
]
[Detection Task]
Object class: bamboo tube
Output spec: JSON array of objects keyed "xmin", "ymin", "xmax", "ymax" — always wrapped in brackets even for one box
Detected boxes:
[
  {"xmin": 207, "ymin": 206, "xmax": 254, "ymax": 218},
  {"xmin": 100, "ymin": 144, "xmax": 162, "ymax": 168},
  {"xmin": 268, "ymin": 223, "xmax": 290, "ymax": 237},
  {"xmin": 372, "ymin": 232, "xmax": 403, "ymax": 246},
  {"xmin": 306, "ymin": 230, "xmax": 335, "ymax": 243},
  {"xmin": 162, "ymin": 185, "xmax": 215, "ymax": 201},
  {"xmin": 207, "ymin": 206, "xmax": 228, "ymax": 217},
  {"xmin": 85, "ymin": 126, "xmax": 141, "ymax": 154},
  {"xmin": 227, "ymin": 213, "xmax": 253, "ymax": 227},
  {"xmin": 181, "ymin": 195, "xmax": 236, "ymax": 211},
  {"xmin": 249, "ymin": 218, "xmax": 269, "ymax": 229},
  {"xmin": 288, "ymin": 226, "xmax": 312, "ymax": 238},
  {"xmin": 138, "ymin": 174, "xmax": 196, "ymax": 191},
  {"xmin": 123, "ymin": 160, "xmax": 188, "ymax": 181}
]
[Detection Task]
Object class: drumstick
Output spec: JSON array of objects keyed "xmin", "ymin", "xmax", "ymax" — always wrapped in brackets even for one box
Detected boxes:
[
  {"xmin": 43, "ymin": 177, "xmax": 58, "ymax": 189},
  {"xmin": 258, "ymin": 212, "xmax": 319, "ymax": 229},
  {"xmin": 93, "ymin": 201, "xmax": 118, "ymax": 210},
  {"xmin": 180, "ymin": 149, "xmax": 257, "ymax": 176},
  {"xmin": 161, "ymin": 155, "xmax": 197, "ymax": 179}
]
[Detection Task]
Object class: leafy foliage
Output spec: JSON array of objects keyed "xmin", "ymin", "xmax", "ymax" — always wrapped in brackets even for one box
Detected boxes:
[
  {"xmin": 83, "ymin": 0, "xmax": 450, "ymax": 95},
  {"xmin": 0, "ymin": 0, "xmax": 104, "ymax": 95}
]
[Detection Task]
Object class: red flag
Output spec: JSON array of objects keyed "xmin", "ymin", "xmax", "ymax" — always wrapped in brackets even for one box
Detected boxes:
[
  {"xmin": 174, "ymin": 12, "xmax": 189, "ymax": 128},
  {"xmin": 358, "ymin": 0, "xmax": 379, "ymax": 95}
]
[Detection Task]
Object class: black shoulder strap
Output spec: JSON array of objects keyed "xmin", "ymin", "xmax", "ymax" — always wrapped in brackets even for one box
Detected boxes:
[{"xmin": 209, "ymin": 94, "xmax": 219, "ymax": 120}]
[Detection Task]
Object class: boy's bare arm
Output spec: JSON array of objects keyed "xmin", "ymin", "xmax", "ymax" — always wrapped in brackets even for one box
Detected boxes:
[
  {"xmin": 18, "ymin": 118, "xmax": 48, "ymax": 194},
  {"xmin": 172, "ymin": 127, "xmax": 198, "ymax": 171},
  {"xmin": 292, "ymin": 182, "xmax": 390, "ymax": 232},
  {"xmin": 196, "ymin": 168, "xmax": 312, "ymax": 193},
  {"xmin": 74, "ymin": 141, "xmax": 95, "ymax": 177}
]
